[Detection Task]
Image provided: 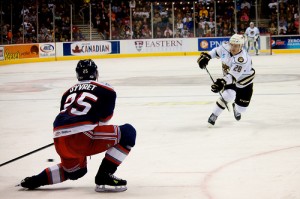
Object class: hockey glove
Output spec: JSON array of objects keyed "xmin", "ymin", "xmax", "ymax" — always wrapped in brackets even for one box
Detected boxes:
[
  {"xmin": 197, "ymin": 52, "xmax": 211, "ymax": 69},
  {"xmin": 211, "ymin": 78, "xmax": 226, "ymax": 93}
]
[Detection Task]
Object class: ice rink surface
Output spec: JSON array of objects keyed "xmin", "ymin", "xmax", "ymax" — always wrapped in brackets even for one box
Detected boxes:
[{"xmin": 0, "ymin": 54, "xmax": 300, "ymax": 199}]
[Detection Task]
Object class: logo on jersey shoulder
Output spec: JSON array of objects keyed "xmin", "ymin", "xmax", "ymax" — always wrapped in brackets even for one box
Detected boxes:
[
  {"xmin": 222, "ymin": 63, "xmax": 230, "ymax": 74},
  {"xmin": 238, "ymin": 57, "xmax": 244, "ymax": 63}
]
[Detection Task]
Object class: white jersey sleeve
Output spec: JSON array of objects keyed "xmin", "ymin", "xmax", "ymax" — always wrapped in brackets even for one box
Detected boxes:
[{"xmin": 208, "ymin": 41, "xmax": 230, "ymax": 59}]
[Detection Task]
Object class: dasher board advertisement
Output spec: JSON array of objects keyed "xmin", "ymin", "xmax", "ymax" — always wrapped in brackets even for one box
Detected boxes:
[{"xmin": 63, "ymin": 41, "xmax": 120, "ymax": 56}]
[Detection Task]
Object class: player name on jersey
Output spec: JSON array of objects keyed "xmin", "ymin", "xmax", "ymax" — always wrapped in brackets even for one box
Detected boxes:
[{"xmin": 69, "ymin": 83, "xmax": 97, "ymax": 93}]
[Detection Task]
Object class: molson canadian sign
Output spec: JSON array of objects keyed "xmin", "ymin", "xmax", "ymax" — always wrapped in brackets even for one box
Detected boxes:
[{"xmin": 63, "ymin": 41, "xmax": 120, "ymax": 56}]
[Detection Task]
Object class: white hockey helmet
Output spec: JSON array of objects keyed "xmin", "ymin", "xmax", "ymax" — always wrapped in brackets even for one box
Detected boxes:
[{"xmin": 229, "ymin": 34, "xmax": 245, "ymax": 45}]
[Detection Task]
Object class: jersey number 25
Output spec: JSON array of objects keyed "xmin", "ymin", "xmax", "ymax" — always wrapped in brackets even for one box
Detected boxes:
[{"xmin": 61, "ymin": 92, "xmax": 98, "ymax": 115}]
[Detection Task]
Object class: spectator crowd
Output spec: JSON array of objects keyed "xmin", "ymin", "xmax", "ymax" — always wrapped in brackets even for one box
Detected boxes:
[{"xmin": 0, "ymin": 0, "xmax": 299, "ymax": 44}]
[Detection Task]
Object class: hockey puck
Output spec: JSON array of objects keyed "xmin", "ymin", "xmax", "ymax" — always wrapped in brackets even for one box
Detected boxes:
[{"xmin": 47, "ymin": 159, "xmax": 54, "ymax": 162}]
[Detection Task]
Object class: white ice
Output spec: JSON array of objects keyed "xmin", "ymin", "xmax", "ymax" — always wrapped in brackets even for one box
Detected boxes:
[{"xmin": 0, "ymin": 54, "xmax": 300, "ymax": 199}]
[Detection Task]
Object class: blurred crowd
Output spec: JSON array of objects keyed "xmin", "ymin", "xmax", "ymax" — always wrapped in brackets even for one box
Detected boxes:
[{"xmin": 0, "ymin": 0, "xmax": 299, "ymax": 44}]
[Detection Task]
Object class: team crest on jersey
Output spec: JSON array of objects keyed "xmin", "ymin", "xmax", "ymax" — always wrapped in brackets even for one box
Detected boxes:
[
  {"xmin": 238, "ymin": 57, "xmax": 244, "ymax": 63},
  {"xmin": 222, "ymin": 63, "xmax": 230, "ymax": 74}
]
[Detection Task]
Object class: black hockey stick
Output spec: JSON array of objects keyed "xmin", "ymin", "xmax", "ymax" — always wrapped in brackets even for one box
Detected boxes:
[
  {"xmin": 204, "ymin": 67, "xmax": 230, "ymax": 111},
  {"xmin": 0, "ymin": 143, "xmax": 54, "ymax": 167}
]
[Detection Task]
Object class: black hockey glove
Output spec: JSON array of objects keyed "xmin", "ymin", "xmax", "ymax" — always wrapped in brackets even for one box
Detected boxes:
[
  {"xmin": 197, "ymin": 52, "xmax": 211, "ymax": 69},
  {"xmin": 211, "ymin": 78, "xmax": 226, "ymax": 93}
]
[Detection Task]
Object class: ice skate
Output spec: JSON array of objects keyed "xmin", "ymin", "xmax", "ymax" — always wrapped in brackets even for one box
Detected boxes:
[
  {"xmin": 95, "ymin": 172, "xmax": 127, "ymax": 192},
  {"xmin": 19, "ymin": 176, "xmax": 41, "ymax": 190},
  {"xmin": 208, "ymin": 113, "xmax": 218, "ymax": 127},
  {"xmin": 233, "ymin": 104, "xmax": 241, "ymax": 121}
]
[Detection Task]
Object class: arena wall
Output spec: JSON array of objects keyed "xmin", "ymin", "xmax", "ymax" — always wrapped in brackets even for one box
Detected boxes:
[{"xmin": 0, "ymin": 36, "xmax": 299, "ymax": 66}]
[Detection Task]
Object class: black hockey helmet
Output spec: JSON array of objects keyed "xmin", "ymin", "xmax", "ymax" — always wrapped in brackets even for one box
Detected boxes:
[{"xmin": 76, "ymin": 59, "xmax": 98, "ymax": 80}]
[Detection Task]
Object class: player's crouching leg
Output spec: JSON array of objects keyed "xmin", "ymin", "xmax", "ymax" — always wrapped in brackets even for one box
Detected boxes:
[
  {"xmin": 95, "ymin": 123, "xmax": 136, "ymax": 192},
  {"xmin": 66, "ymin": 167, "xmax": 87, "ymax": 180},
  {"xmin": 20, "ymin": 164, "xmax": 84, "ymax": 189},
  {"xmin": 119, "ymin": 123, "xmax": 137, "ymax": 150}
]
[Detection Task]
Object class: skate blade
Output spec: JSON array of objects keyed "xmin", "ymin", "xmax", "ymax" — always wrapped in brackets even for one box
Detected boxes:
[
  {"xmin": 95, "ymin": 185, "xmax": 127, "ymax": 192},
  {"xmin": 234, "ymin": 116, "xmax": 241, "ymax": 121},
  {"xmin": 227, "ymin": 102, "xmax": 233, "ymax": 112},
  {"xmin": 207, "ymin": 123, "xmax": 214, "ymax": 128}
]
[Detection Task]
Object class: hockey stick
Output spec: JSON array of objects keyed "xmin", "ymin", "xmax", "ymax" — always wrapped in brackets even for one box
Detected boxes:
[
  {"xmin": 0, "ymin": 143, "xmax": 54, "ymax": 167},
  {"xmin": 204, "ymin": 67, "xmax": 230, "ymax": 111}
]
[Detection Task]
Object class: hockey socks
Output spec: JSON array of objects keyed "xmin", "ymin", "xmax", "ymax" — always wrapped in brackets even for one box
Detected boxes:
[
  {"xmin": 97, "ymin": 144, "xmax": 131, "ymax": 175},
  {"xmin": 95, "ymin": 144, "xmax": 131, "ymax": 192},
  {"xmin": 20, "ymin": 164, "xmax": 67, "ymax": 189},
  {"xmin": 45, "ymin": 164, "xmax": 67, "ymax": 184}
]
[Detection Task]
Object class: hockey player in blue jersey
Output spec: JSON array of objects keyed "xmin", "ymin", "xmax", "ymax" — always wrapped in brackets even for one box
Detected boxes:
[{"xmin": 20, "ymin": 59, "xmax": 136, "ymax": 192}]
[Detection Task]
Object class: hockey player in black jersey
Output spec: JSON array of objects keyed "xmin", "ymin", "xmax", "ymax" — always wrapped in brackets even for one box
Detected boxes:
[{"xmin": 20, "ymin": 59, "xmax": 136, "ymax": 192}]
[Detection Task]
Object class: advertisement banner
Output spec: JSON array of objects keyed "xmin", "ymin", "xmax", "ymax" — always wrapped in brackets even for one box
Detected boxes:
[
  {"xmin": 198, "ymin": 37, "xmax": 230, "ymax": 51},
  {"xmin": 4, "ymin": 44, "xmax": 39, "ymax": 60},
  {"xmin": 63, "ymin": 41, "xmax": 120, "ymax": 56},
  {"xmin": 0, "ymin": 47, "xmax": 4, "ymax": 61},
  {"xmin": 124, "ymin": 38, "xmax": 193, "ymax": 53},
  {"xmin": 39, "ymin": 43, "xmax": 56, "ymax": 57},
  {"xmin": 272, "ymin": 36, "xmax": 300, "ymax": 49}
]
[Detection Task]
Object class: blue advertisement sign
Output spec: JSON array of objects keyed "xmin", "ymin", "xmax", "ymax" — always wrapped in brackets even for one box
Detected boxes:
[
  {"xmin": 63, "ymin": 41, "xmax": 120, "ymax": 56},
  {"xmin": 198, "ymin": 37, "xmax": 230, "ymax": 51},
  {"xmin": 272, "ymin": 36, "xmax": 300, "ymax": 49}
]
